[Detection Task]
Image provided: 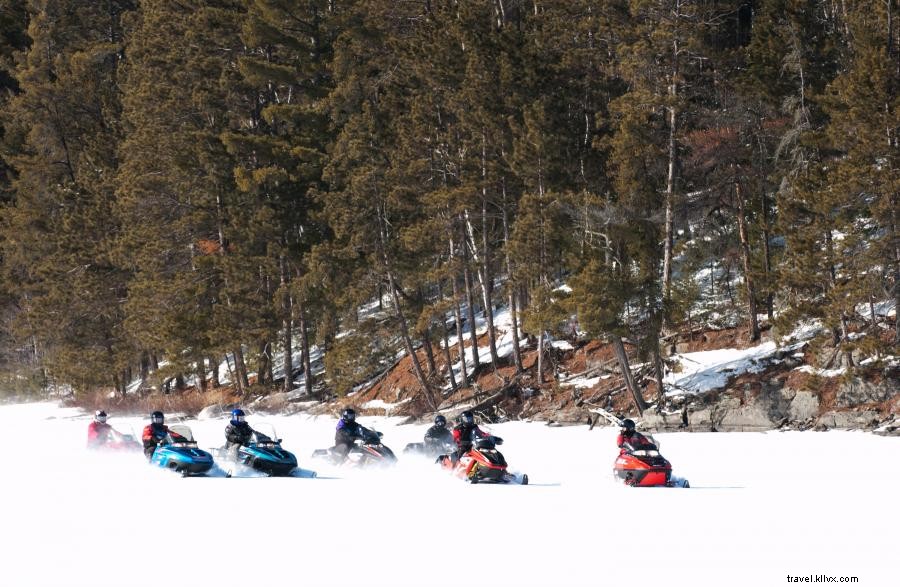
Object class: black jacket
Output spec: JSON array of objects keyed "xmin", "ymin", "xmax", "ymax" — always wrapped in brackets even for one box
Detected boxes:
[
  {"xmin": 225, "ymin": 421, "xmax": 254, "ymax": 446},
  {"xmin": 335, "ymin": 420, "xmax": 376, "ymax": 446},
  {"xmin": 424, "ymin": 425, "xmax": 454, "ymax": 447}
]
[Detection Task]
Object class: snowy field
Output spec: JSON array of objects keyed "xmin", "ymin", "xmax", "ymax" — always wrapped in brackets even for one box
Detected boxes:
[{"xmin": 2, "ymin": 402, "xmax": 896, "ymax": 587}]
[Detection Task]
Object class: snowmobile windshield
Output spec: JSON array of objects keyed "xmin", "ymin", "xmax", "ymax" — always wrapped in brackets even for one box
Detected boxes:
[
  {"xmin": 111, "ymin": 425, "xmax": 137, "ymax": 442},
  {"xmin": 166, "ymin": 424, "xmax": 196, "ymax": 446},
  {"xmin": 251, "ymin": 423, "xmax": 278, "ymax": 446}
]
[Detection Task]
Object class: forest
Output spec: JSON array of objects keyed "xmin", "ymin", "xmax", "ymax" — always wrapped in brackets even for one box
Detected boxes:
[{"xmin": 0, "ymin": 1, "xmax": 896, "ymax": 411}]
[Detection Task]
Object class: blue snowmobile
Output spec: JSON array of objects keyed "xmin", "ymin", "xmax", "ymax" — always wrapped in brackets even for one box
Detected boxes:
[
  {"xmin": 216, "ymin": 423, "xmax": 316, "ymax": 478},
  {"xmin": 150, "ymin": 424, "xmax": 215, "ymax": 476}
]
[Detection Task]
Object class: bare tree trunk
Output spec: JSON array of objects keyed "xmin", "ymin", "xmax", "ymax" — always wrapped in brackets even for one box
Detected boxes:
[
  {"xmin": 140, "ymin": 351, "xmax": 150, "ymax": 383},
  {"xmin": 462, "ymin": 242, "xmax": 481, "ymax": 372},
  {"xmin": 611, "ymin": 335, "xmax": 648, "ymax": 414},
  {"xmin": 536, "ymin": 331, "xmax": 544, "ymax": 384},
  {"xmin": 195, "ymin": 355, "xmax": 207, "ymax": 393},
  {"xmin": 438, "ymin": 282, "xmax": 458, "ymax": 393},
  {"xmin": 451, "ymin": 272, "xmax": 469, "ymax": 388},
  {"xmin": 298, "ymin": 304, "xmax": 313, "ymax": 397},
  {"xmin": 280, "ymin": 256, "xmax": 293, "ymax": 394},
  {"xmin": 762, "ymin": 189, "xmax": 774, "ymax": 321},
  {"xmin": 209, "ymin": 356, "xmax": 220, "ymax": 388},
  {"xmin": 662, "ymin": 36, "xmax": 679, "ymax": 298},
  {"xmin": 257, "ymin": 340, "xmax": 271, "ymax": 386},
  {"xmin": 502, "ymin": 185, "xmax": 524, "ymax": 372},
  {"xmin": 478, "ymin": 131, "xmax": 502, "ymax": 367},
  {"xmin": 233, "ymin": 348, "xmax": 249, "ymax": 393},
  {"xmin": 735, "ymin": 182, "xmax": 761, "ymax": 341},
  {"xmin": 651, "ymin": 342, "xmax": 666, "ymax": 408},
  {"xmin": 422, "ymin": 327, "xmax": 438, "ymax": 378}
]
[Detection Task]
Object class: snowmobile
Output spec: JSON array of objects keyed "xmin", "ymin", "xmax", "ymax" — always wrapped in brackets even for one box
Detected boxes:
[
  {"xmin": 589, "ymin": 407, "xmax": 689, "ymax": 488},
  {"xmin": 403, "ymin": 438, "xmax": 456, "ymax": 460},
  {"xmin": 213, "ymin": 423, "xmax": 316, "ymax": 478},
  {"xmin": 437, "ymin": 436, "xmax": 528, "ymax": 485},
  {"xmin": 150, "ymin": 424, "xmax": 215, "ymax": 476},
  {"xmin": 91, "ymin": 426, "xmax": 142, "ymax": 452},
  {"xmin": 311, "ymin": 430, "xmax": 397, "ymax": 468},
  {"xmin": 613, "ymin": 435, "xmax": 689, "ymax": 488}
]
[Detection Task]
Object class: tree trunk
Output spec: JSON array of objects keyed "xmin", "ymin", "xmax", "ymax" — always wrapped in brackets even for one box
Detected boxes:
[
  {"xmin": 233, "ymin": 347, "xmax": 249, "ymax": 393},
  {"xmin": 257, "ymin": 340, "xmax": 271, "ymax": 386},
  {"xmin": 478, "ymin": 132, "xmax": 501, "ymax": 368},
  {"xmin": 536, "ymin": 331, "xmax": 544, "ymax": 384},
  {"xmin": 501, "ymin": 188, "xmax": 524, "ymax": 372},
  {"xmin": 175, "ymin": 373, "xmax": 186, "ymax": 392},
  {"xmin": 462, "ymin": 244, "xmax": 481, "ymax": 372},
  {"xmin": 280, "ymin": 256, "xmax": 293, "ymax": 394},
  {"xmin": 762, "ymin": 189, "xmax": 774, "ymax": 321},
  {"xmin": 378, "ymin": 202, "xmax": 435, "ymax": 407},
  {"xmin": 195, "ymin": 356, "xmax": 207, "ymax": 393},
  {"xmin": 651, "ymin": 342, "xmax": 666, "ymax": 408},
  {"xmin": 438, "ymin": 281, "xmax": 459, "ymax": 393},
  {"xmin": 451, "ymin": 272, "xmax": 469, "ymax": 388},
  {"xmin": 422, "ymin": 327, "xmax": 438, "ymax": 378},
  {"xmin": 140, "ymin": 351, "xmax": 150, "ymax": 382},
  {"xmin": 662, "ymin": 37, "xmax": 679, "ymax": 298},
  {"xmin": 735, "ymin": 181, "xmax": 761, "ymax": 341},
  {"xmin": 611, "ymin": 335, "xmax": 647, "ymax": 414},
  {"xmin": 209, "ymin": 356, "xmax": 220, "ymax": 388},
  {"xmin": 298, "ymin": 304, "xmax": 313, "ymax": 397}
]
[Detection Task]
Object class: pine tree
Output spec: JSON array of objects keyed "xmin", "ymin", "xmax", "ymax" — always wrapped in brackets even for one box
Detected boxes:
[{"xmin": 1, "ymin": 0, "xmax": 137, "ymax": 393}]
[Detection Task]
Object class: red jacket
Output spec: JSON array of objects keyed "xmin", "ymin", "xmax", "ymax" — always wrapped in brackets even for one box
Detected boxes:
[
  {"xmin": 142, "ymin": 423, "xmax": 169, "ymax": 444},
  {"xmin": 452, "ymin": 423, "xmax": 488, "ymax": 451},
  {"xmin": 87, "ymin": 421, "xmax": 112, "ymax": 447},
  {"xmin": 617, "ymin": 431, "xmax": 654, "ymax": 453}
]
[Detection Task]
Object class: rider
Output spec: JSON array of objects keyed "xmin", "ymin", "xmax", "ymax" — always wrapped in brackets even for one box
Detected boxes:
[
  {"xmin": 333, "ymin": 408, "xmax": 377, "ymax": 460},
  {"xmin": 141, "ymin": 411, "xmax": 171, "ymax": 459},
  {"xmin": 424, "ymin": 414, "xmax": 454, "ymax": 450},
  {"xmin": 450, "ymin": 410, "xmax": 494, "ymax": 463},
  {"xmin": 224, "ymin": 408, "xmax": 256, "ymax": 458},
  {"xmin": 86, "ymin": 410, "xmax": 112, "ymax": 448},
  {"xmin": 616, "ymin": 419, "xmax": 654, "ymax": 453}
]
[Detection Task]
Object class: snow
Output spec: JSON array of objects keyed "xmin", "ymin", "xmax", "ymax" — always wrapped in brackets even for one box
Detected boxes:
[
  {"xmin": 855, "ymin": 299, "xmax": 896, "ymax": 319},
  {"xmin": 2, "ymin": 402, "xmax": 896, "ymax": 587},
  {"xmin": 794, "ymin": 365, "xmax": 847, "ymax": 378},
  {"xmin": 665, "ymin": 341, "xmax": 804, "ymax": 395}
]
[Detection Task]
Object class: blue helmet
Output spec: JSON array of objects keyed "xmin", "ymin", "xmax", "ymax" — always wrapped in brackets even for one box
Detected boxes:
[
  {"xmin": 231, "ymin": 408, "xmax": 246, "ymax": 424},
  {"xmin": 460, "ymin": 411, "xmax": 475, "ymax": 426},
  {"xmin": 341, "ymin": 408, "xmax": 356, "ymax": 423}
]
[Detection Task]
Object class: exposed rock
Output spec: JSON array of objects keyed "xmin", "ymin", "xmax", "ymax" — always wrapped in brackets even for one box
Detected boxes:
[
  {"xmin": 815, "ymin": 410, "xmax": 881, "ymax": 430},
  {"xmin": 787, "ymin": 391, "xmax": 819, "ymax": 422},
  {"xmin": 835, "ymin": 378, "xmax": 896, "ymax": 408}
]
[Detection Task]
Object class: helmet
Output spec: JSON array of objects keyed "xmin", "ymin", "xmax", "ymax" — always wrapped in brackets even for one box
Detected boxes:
[
  {"xmin": 231, "ymin": 408, "xmax": 246, "ymax": 423},
  {"xmin": 622, "ymin": 418, "xmax": 635, "ymax": 433},
  {"xmin": 94, "ymin": 410, "xmax": 107, "ymax": 424},
  {"xmin": 460, "ymin": 411, "xmax": 475, "ymax": 426},
  {"xmin": 341, "ymin": 408, "xmax": 356, "ymax": 423},
  {"xmin": 434, "ymin": 415, "xmax": 447, "ymax": 428},
  {"xmin": 150, "ymin": 411, "xmax": 164, "ymax": 425}
]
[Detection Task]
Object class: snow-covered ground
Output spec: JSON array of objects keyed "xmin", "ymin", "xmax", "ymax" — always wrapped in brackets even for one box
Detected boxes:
[{"xmin": 2, "ymin": 402, "xmax": 896, "ymax": 587}]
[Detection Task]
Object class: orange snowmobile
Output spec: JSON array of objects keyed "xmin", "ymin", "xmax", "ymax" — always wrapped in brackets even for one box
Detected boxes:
[
  {"xmin": 613, "ymin": 435, "xmax": 689, "ymax": 488},
  {"xmin": 438, "ymin": 436, "xmax": 528, "ymax": 485}
]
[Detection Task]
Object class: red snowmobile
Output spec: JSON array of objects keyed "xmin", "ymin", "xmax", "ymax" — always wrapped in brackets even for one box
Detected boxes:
[
  {"xmin": 613, "ymin": 435, "xmax": 689, "ymax": 488},
  {"xmin": 438, "ymin": 436, "xmax": 528, "ymax": 485}
]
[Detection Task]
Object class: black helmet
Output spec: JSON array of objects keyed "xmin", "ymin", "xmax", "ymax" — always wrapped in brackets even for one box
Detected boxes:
[
  {"xmin": 150, "ymin": 411, "xmax": 164, "ymax": 425},
  {"xmin": 341, "ymin": 408, "xmax": 356, "ymax": 423},
  {"xmin": 94, "ymin": 410, "xmax": 107, "ymax": 424},
  {"xmin": 622, "ymin": 418, "xmax": 635, "ymax": 433},
  {"xmin": 460, "ymin": 411, "xmax": 475, "ymax": 426},
  {"xmin": 434, "ymin": 415, "xmax": 447, "ymax": 428}
]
